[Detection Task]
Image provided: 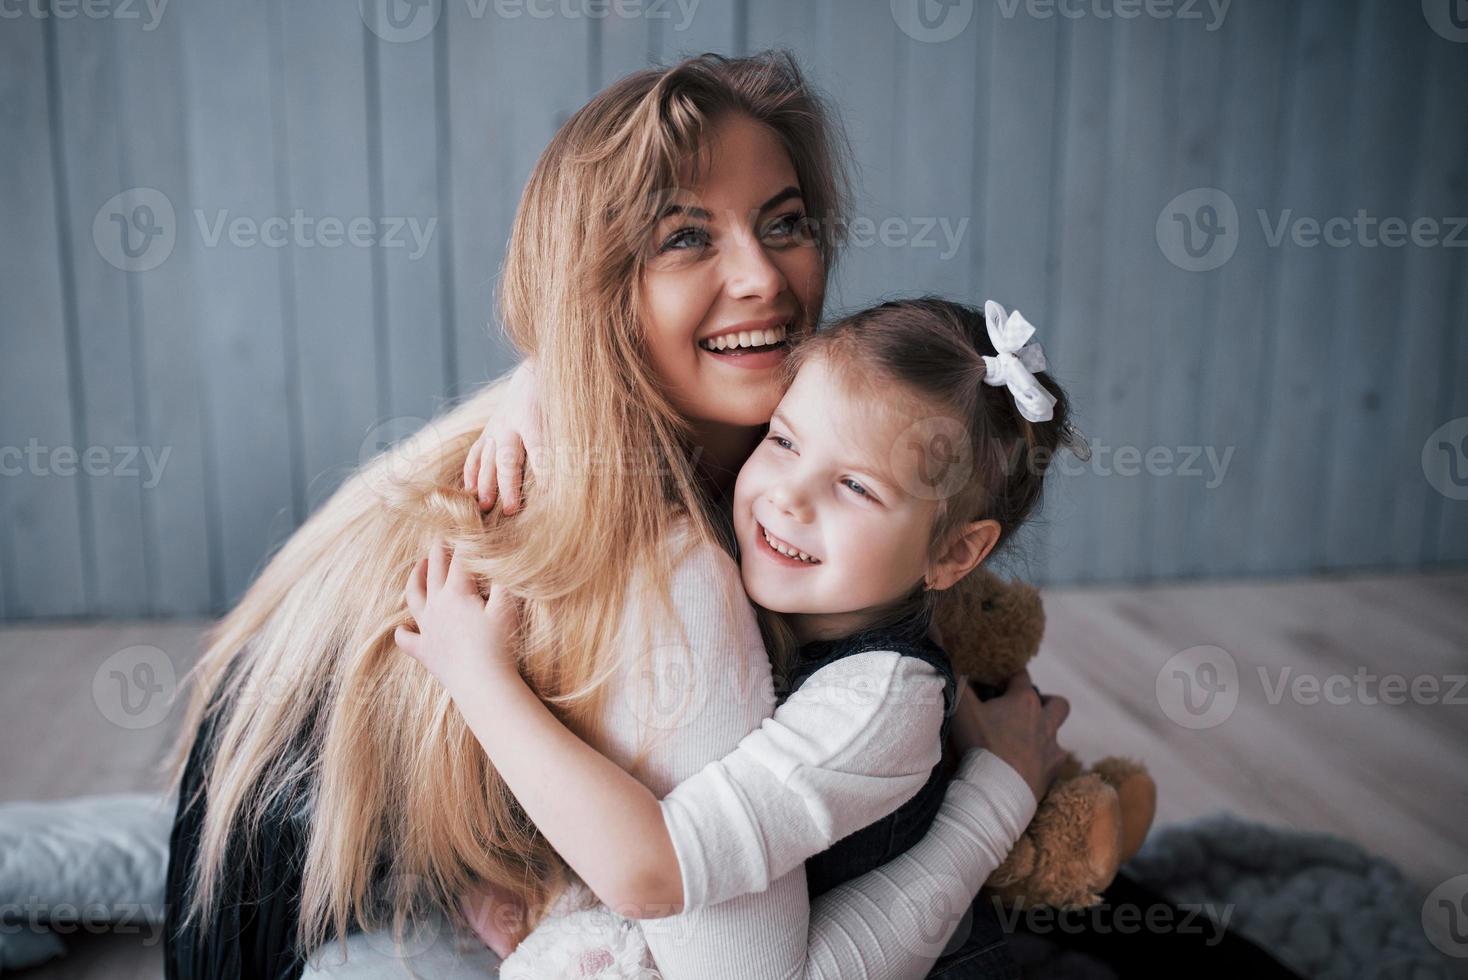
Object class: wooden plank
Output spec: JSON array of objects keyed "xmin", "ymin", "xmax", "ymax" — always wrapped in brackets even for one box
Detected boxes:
[
  {"xmin": 112, "ymin": 4, "xmax": 216, "ymax": 616},
  {"xmin": 973, "ymin": 9, "xmax": 1064, "ymax": 583},
  {"xmin": 1186, "ymin": 1, "xmax": 1295, "ymax": 580},
  {"xmin": 369, "ymin": 1, "xmax": 453, "ymax": 425},
  {"xmin": 1084, "ymin": 15, "xmax": 1173, "ymax": 583},
  {"xmin": 809, "ymin": 3, "xmax": 905, "ymax": 316},
  {"xmin": 443, "ymin": 4, "xmax": 594, "ymax": 398},
  {"xmin": 1321, "ymin": 0, "xmax": 1429, "ymax": 570},
  {"xmin": 1142, "ymin": 24, "xmax": 1226, "ymax": 581},
  {"xmin": 0, "ymin": 17, "xmax": 89, "ymax": 617},
  {"xmin": 744, "ymin": 0, "xmax": 825, "ymax": 61},
  {"xmin": 1432, "ymin": 248, "xmax": 1468, "ymax": 565},
  {"xmin": 1249, "ymin": 0, "xmax": 1360, "ymax": 577},
  {"xmin": 0, "ymin": 619, "xmax": 208, "ymax": 798},
  {"xmin": 655, "ymin": 0, "xmax": 740, "ymax": 61},
  {"xmin": 1040, "ymin": 14, "xmax": 1114, "ymax": 585},
  {"xmin": 1033, "ymin": 572, "xmax": 1468, "ymax": 893},
  {"xmin": 52, "ymin": 18, "xmax": 152, "ymax": 615},
  {"xmin": 275, "ymin": 0, "xmax": 381, "ymax": 512},
  {"xmin": 178, "ymin": 0, "xmax": 300, "ymax": 606},
  {"xmin": 597, "ymin": 0, "xmax": 653, "ymax": 85},
  {"xmin": 1407, "ymin": 34, "xmax": 1468, "ymax": 568},
  {"xmin": 891, "ymin": 0, "xmax": 986, "ymax": 297}
]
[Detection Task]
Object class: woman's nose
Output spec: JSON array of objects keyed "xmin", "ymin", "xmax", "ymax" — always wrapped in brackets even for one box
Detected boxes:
[{"xmin": 722, "ymin": 226, "xmax": 786, "ymax": 301}]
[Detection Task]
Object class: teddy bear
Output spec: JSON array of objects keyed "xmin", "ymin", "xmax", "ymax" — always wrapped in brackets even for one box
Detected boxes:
[{"xmin": 933, "ymin": 567, "xmax": 1157, "ymax": 909}]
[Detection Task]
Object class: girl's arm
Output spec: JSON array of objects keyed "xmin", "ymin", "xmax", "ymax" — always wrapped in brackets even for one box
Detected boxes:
[
  {"xmin": 400, "ymin": 529, "xmax": 1041, "ymax": 978},
  {"xmin": 397, "ymin": 539, "xmax": 682, "ymax": 914},
  {"xmin": 400, "ymin": 538, "xmax": 1033, "ymax": 919},
  {"xmin": 463, "ymin": 357, "xmax": 541, "ymax": 514},
  {"xmin": 601, "ymin": 531, "xmax": 1037, "ymax": 979}
]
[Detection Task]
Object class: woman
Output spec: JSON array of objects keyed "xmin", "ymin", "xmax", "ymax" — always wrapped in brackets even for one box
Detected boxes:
[{"xmin": 163, "ymin": 51, "xmax": 1064, "ymax": 979}]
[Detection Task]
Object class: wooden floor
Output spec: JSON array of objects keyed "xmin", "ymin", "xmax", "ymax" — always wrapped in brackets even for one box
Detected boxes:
[{"xmin": 1, "ymin": 570, "xmax": 1464, "ymax": 978}]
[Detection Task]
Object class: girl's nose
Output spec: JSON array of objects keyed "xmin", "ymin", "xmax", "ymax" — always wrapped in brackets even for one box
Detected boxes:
[{"xmin": 769, "ymin": 483, "xmax": 813, "ymax": 524}]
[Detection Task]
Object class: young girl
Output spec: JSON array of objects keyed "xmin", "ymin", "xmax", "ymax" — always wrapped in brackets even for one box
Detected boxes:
[{"xmin": 399, "ymin": 296, "xmax": 1081, "ymax": 978}]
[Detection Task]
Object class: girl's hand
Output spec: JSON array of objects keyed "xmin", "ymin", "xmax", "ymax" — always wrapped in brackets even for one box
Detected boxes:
[
  {"xmin": 395, "ymin": 537, "xmax": 520, "ymax": 692},
  {"xmin": 464, "ymin": 358, "xmax": 542, "ymax": 514},
  {"xmin": 952, "ymin": 668, "xmax": 1069, "ymax": 805}
]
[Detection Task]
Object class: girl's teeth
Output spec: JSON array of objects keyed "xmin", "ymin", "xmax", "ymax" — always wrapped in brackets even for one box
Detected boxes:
[{"xmin": 762, "ymin": 526, "xmax": 818, "ymax": 564}]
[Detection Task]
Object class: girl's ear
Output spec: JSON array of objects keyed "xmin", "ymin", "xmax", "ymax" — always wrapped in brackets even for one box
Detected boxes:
[{"xmin": 925, "ymin": 519, "xmax": 1001, "ymax": 592}]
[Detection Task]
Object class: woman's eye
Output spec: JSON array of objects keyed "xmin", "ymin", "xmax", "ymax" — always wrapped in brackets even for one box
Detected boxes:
[
  {"xmin": 659, "ymin": 226, "xmax": 710, "ymax": 252},
  {"xmin": 764, "ymin": 211, "xmax": 810, "ymax": 242}
]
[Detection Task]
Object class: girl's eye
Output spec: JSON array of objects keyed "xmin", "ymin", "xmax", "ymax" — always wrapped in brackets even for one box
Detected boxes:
[
  {"xmin": 659, "ymin": 226, "xmax": 711, "ymax": 252},
  {"xmin": 767, "ymin": 435, "xmax": 793, "ymax": 451},
  {"xmin": 842, "ymin": 478, "xmax": 871, "ymax": 499}
]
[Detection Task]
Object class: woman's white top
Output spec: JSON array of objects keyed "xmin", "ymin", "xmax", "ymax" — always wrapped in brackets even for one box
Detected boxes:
[{"xmin": 503, "ymin": 518, "xmax": 1036, "ymax": 979}]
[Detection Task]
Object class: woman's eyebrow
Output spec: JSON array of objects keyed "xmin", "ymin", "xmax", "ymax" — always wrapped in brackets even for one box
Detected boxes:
[
  {"xmin": 759, "ymin": 186, "xmax": 802, "ymax": 213},
  {"xmin": 658, "ymin": 187, "xmax": 801, "ymax": 223},
  {"xmin": 657, "ymin": 202, "xmax": 711, "ymax": 222}
]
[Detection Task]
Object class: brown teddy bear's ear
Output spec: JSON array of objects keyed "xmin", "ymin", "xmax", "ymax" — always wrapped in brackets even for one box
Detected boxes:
[{"xmin": 935, "ymin": 568, "xmax": 1044, "ymax": 687}]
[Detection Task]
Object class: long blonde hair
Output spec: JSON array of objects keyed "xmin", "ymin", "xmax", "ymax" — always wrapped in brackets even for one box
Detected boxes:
[{"xmin": 167, "ymin": 50, "xmax": 849, "ymax": 959}]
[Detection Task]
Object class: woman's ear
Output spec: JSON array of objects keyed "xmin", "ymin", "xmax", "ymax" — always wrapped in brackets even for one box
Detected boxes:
[{"xmin": 925, "ymin": 519, "xmax": 1001, "ymax": 592}]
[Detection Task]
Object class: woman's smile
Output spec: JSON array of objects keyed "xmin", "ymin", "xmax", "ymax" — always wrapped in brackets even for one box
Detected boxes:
[{"xmin": 696, "ymin": 317, "xmax": 795, "ymax": 370}]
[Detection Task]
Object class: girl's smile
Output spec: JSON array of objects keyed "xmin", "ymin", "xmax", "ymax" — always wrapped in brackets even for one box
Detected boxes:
[{"xmin": 755, "ymin": 520, "xmax": 823, "ymax": 567}]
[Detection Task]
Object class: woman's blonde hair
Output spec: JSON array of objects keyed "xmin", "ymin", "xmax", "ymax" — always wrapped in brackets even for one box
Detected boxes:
[{"xmin": 166, "ymin": 50, "xmax": 849, "ymax": 959}]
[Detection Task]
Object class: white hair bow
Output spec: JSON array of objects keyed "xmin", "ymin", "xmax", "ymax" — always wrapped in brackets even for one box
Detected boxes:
[{"xmin": 981, "ymin": 301, "xmax": 1057, "ymax": 423}]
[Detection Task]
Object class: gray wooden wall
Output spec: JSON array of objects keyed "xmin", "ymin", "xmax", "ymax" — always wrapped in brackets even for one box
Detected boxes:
[{"xmin": 1, "ymin": 0, "xmax": 1464, "ymax": 619}]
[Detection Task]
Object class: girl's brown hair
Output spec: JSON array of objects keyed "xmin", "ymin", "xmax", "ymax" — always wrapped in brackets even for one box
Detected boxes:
[{"xmin": 783, "ymin": 296, "xmax": 1074, "ymax": 625}]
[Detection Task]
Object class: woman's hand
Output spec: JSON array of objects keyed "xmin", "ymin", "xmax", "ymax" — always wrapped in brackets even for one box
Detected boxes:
[
  {"xmin": 395, "ymin": 537, "xmax": 520, "ymax": 692},
  {"xmin": 464, "ymin": 358, "xmax": 542, "ymax": 514},
  {"xmin": 951, "ymin": 668, "xmax": 1069, "ymax": 804}
]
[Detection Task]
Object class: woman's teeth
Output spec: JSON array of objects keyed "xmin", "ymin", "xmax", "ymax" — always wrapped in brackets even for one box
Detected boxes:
[
  {"xmin": 762, "ymin": 525, "xmax": 819, "ymax": 564},
  {"xmin": 699, "ymin": 323, "xmax": 789, "ymax": 352}
]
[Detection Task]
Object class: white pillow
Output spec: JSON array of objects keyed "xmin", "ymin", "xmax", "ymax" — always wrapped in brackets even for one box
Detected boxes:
[{"xmin": 0, "ymin": 793, "xmax": 175, "ymax": 970}]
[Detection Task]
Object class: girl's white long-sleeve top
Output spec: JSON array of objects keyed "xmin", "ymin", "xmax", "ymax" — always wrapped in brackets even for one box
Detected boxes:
[{"xmin": 587, "ymin": 518, "xmax": 1038, "ymax": 979}]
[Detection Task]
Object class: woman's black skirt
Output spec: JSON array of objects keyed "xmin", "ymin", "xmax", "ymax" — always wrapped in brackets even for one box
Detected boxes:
[{"xmin": 163, "ymin": 705, "xmax": 310, "ymax": 980}]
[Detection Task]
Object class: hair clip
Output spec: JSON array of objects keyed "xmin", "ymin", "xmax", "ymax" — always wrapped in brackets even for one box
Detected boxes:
[{"xmin": 981, "ymin": 301, "xmax": 1058, "ymax": 424}]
